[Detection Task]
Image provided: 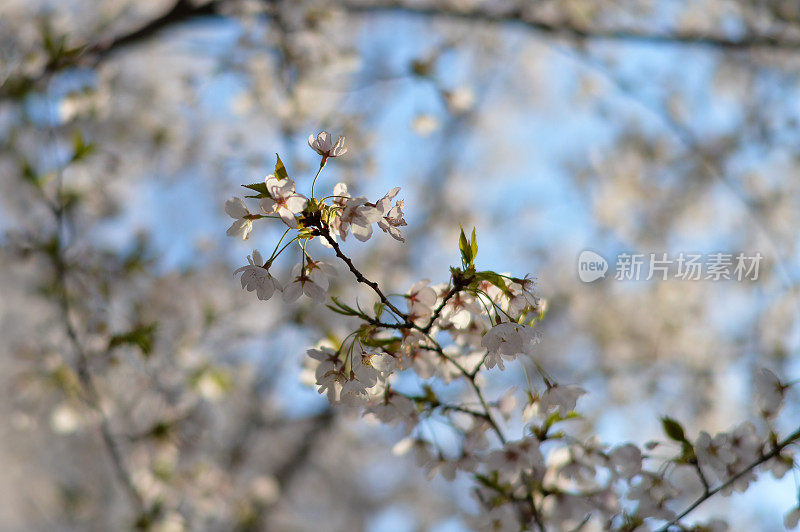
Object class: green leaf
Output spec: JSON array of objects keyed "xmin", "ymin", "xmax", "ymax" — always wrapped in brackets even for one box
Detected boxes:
[
  {"xmin": 326, "ymin": 297, "xmax": 362, "ymax": 317},
  {"xmin": 241, "ymin": 182, "xmax": 270, "ymax": 198},
  {"xmin": 470, "ymin": 227, "xmax": 478, "ymax": 262},
  {"xmin": 475, "ymin": 271, "xmax": 509, "ymax": 293},
  {"xmin": 274, "ymin": 154, "xmax": 289, "ymax": 180},
  {"xmin": 459, "ymin": 225, "xmax": 472, "ymax": 267},
  {"xmin": 421, "ymin": 384, "xmax": 438, "ymax": 404},
  {"xmin": 109, "ymin": 323, "xmax": 157, "ymax": 357},
  {"xmin": 374, "ymin": 302, "xmax": 384, "ymax": 320},
  {"xmin": 20, "ymin": 159, "xmax": 39, "ymax": 185},
  {"xmin": 361, "ymin": 337, "xmax": 399, "ymax": 349},
  {"xmin": 661, "ymin": 416, "xmax": 688, "ymax": 443},
  {"xmin": 71, "ymin": 130, "xmax": 95, "ymax": 162}
]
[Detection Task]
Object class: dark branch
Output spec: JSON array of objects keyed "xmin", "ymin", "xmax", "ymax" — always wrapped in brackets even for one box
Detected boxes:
[
  {"xmin": 0, "ymin": 0, "xmax": 226, "ymax": 99},
  {"xmin": 339, "ymin": 1, "xmax": 800, "ymax": 51},
  {"xmin": 657, "ymin": 425, "xmax": 800, "ymax": 531},
  {"xmin": 91, "ymin": 0, "xmax": 225, "ymax": 61}
]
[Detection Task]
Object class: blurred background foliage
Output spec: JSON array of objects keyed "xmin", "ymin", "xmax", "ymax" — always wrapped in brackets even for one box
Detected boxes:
[{"xmin": 1, "ymin": 0, "xmax": 800, "ymax": 530}]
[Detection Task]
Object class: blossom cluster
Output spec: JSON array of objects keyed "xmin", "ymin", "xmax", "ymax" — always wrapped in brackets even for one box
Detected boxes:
[
  {"xmin": 226, "ymin": 132, "xmax": 406, "ymax": 305},
  {"xmin": 225, "ymin": 133, "xmax": 800, "ymax": 531}
]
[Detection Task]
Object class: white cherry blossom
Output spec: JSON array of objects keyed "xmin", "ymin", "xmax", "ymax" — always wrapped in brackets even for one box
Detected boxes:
[
  {"xmin": 695, "ymin": 431, "xmax": 736, "ymax": 478},
  {"xmin": 259, "ymin": 175, "xmax": 308, "ymax": 228},
  {"xmin": 233, "ymin": 250, "xmax": 281, "ymax": 301},
  {"xmin": 505, "ymin": 276, "xmax": 539, "ymax": 316},
  {"xmin": 406, "ymin": 279, "xmax": 437, "ymax": 317},
  {"xmin": 763, "ymin": 450, "xmax": 793, "ymax": 479},
  {"xmin": 304, "ymin": 258, "xmax": 336, "ymax": 290},
  {"xmin": 224, "ymin": 197, "xmax": 253, "ymax": 239},
  {"xmin": 308, "ymin": 131, "xmax": 347, "ymax": 160},
  {"xmin": 481, "ymin": 322, "xmax": 539, "ymax": 370},
  {"xmin": 539, "ymin": 384, "xmax": 587, "ymax": 417},
  {"xmin": 326, "ymin": 181, "xmax": 351, "ymax": 242},
  {"xmin": 339, "ymin": 196, "xmax": 382, "ymax": 241},
  {"xmin": 485, "ymin": 438, "xmax": 544, "ymax": 482},
  {"xmin": 470, "ymin": 506, "xmax": 518, "ymax": 532},
  {"xmin": 308, "ymin": 347, "xmax": 345, "ymax": 402},
  {"xmin": 439, "ymin": 291, "xmax": 481, "ymax": 329},
  {"xmin": 378, "ymin": 200, "xmax": 407, "ymax": 242},
  {"xmin": 609, "ymin": 443, "xmax": 643, "ymax": 480},
  {"xmin": 374, "ymin": 187, "xmax": 407, "ymax": 242},
  {"xmin": 283, "ymin": 262, "xmax": 327, "ymax": 304},
  {"xmin": 754, "ymin": 368, "xmax": 786, "ymax": 417},
  {"xmin": 365, "ymin": 390, "xmax": 416, "ymax": 426}
]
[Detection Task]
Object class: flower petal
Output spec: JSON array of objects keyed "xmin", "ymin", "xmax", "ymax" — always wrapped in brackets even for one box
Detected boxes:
[
  {"xmin": 278, "ymin": 208, "xmax": 298, "ymax": 228},
  {"xmin": 285, "ymin": 194, "xmax": 308, "ymax": 213},
  {"xmin": 225, "ymin": 197, "xmax": 249, "ymax": 219}
]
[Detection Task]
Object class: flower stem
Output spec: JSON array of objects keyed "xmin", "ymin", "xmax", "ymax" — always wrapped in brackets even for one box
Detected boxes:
[{"xmin": 310, "ymin": 163, "xmax": 325, "ymax": 199}]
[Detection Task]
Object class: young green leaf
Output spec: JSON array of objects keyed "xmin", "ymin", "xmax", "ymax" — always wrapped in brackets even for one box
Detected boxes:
[
  {"xmin": 326, "ymin": 297, "xmax": 362, "ymax": 317},
  {"xmin": 475, "ymin": 271, "xmax": 509, "ymax": 293},
  {"xmin": 459, "ymin": 226, "xmax": 473, "ymax": 267},
  {"xmin": 274, "ymin": 154, "xmax": 289, "ymax": 180},
  {"xmin": 108, "ymin": 323, "xmax": 157, "ymax": 357},
  {"xmin": 470, "ymin": 227, "xmax": 478, "ymax": 262},
  {"xmin": 661, "ymin": 416, "xmax": 688, "ymax": 443},
  {"xmin": 71, "ymin": 130, "xmax": 95, "ymax": 162},
  {"xmin": 242, "ymin": 182, "xmax": 270, "ymax": 198}
]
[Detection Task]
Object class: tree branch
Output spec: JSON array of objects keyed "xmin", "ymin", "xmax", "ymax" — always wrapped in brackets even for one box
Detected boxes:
[
  {"xmin": 338, "ymin": 0, "xmax": 800, "ymax": 51},
  {"xmin": 91, "ymin": 0, "xmax": 225, "ymax": 62},
  {"xmin": 50, "ymin": 207, "xmax": 146, "ymax": 518},
  {"xmin": 0, "ymin": 0, "xmax": 226, "ymax": 99},
  {"xmin": 657, "ymin": 425, "xmax": 800, "ymax": 531},
  {"xmin": 320, "ymin": 231, "xmax": 409, "ymax": 321}
]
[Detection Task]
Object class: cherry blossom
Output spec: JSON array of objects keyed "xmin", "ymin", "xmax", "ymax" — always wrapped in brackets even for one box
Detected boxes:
[
  {"xmin": 539, "ymin": 384, "xmax": 586, "ymax": 417},
  {"xmin": 308, "ymin": 346, "xmax": 346, "ymax": 403},
  {"xmin": 374, "ymin": 187, "xmax": 407, "ymax": 242},
  {"xmin": 365, "ymin": 390, "xmax": 416, "ymax": 426},
  {"xmin": 259, "ymin": 175, "xmax": 308, "ymax": 228},
  {"xmin": 755, "ymin": 368, "xmax": 786, "ymax": 417},
  {"xmin": 695, "ymin": 431, "xmax": 736, "ymax": 479},
  {"xmin": 338, "ymin": 196, "xmax": 382, "ymax": 241},
  {"xmin": 469, "ymin": 506, "xmax": 518, "ymax": 532},
  {"xmin": 406, "ymin": 279, "xmax": 437, "ymax": 316},
  {"xmin": 609, "ymin": 443, "xmax": 643, "ymax": 480},
  {"xmin": 481, "ymin": 322, "xmax": 539, "ymax": 370},
  {"xmin": 506, "ymin": 276, "xmax": 540, "ymax": 316},
  {"xmin": 308, "ymin": 131, "xmax": 347, "ymax": 161},
  {"xmin": 484, "ymin": 438, "xmax": 544, "ymax": 482},
  {"xmin": 764, "ymin": 450, "xmax": 794, "ymax": 479},
  {"xmin": 326, "ymin": 182, "xmax": 351, "ymax": 241},
  {"xmin": 233, "ymin": 250, "xmax": 281, "ymax": 301},
  {"xmin": 283, "ymin": 262, "xmax": 327, "ymax": 304},
  {"xmin": 224, "ymin": 197, "xmax": 254, "ymax": 239},
  {"xmin": 439, "ymin": 291, "xmax": 481, "ymax": 329},
  {"xmin": 378, "ymin": 200, "xmax": 407, "ymax": 242},
  {"xmin": 430, "ymin": 453, "xmax": 478, "ymax": 481},
  {"xmin": 304, "ymin": 258, "xmax": 337, "ymax": 290}
]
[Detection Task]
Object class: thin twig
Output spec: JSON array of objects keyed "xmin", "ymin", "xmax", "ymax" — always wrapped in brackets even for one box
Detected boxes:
[
  {"xmin": 657, "ymin": 426, "xmax": 800, "ymax": 531},
  {"xmin": 316, "ymin": 224, "xmax": 508, "ymax": 444},
  {"xmin": 45, "ymin": 98, "xmax": 145, "ymax": 515}
]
